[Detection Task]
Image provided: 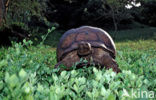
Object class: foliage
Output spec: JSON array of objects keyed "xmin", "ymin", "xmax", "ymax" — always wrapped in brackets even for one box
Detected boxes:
[
  {"xmin": 0, "ymin": 34, "xmax": 156, "ymax": 99},
  {"xmin": 131, "ymin": 0, "xmax": 156, "ymax": 27},
  {"xmin": 0, "ymin": 0, "xmax": 51, "ymax": 46},
  {"xmin": 4, "ymin": 0, "xmax": 47, "ymax": 26},
  {"xmin": 46, "ymin": 0, "xmax": 134, "ymax": 29}
]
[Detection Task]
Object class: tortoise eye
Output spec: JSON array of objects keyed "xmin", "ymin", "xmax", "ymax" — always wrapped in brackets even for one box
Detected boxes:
[{"xmin": 85, "ymin": 44, "xmax": 89, "ymax": 48}]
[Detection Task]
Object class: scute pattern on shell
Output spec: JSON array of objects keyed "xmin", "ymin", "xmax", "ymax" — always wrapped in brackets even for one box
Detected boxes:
[{"xmin": 57, "ymin": 26, "xmax": 116, "ymax": 62}]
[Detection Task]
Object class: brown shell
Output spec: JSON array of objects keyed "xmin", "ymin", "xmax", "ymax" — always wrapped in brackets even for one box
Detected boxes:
[{"xmin": 57, "ymin": 26, "xmax": 116, "ymax": 62}]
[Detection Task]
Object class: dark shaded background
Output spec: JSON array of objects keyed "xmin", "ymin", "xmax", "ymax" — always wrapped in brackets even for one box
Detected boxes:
[{"xmin": 0, "ymin": 0, "xmax": 156, "ymax": 46}]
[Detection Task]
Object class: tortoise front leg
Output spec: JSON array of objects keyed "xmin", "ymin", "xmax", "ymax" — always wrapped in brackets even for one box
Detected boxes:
[
  {"xmin": 54, "ymin": 60, "xmax": 72, "ymax": 71},
  {"xmin": 54, "ymin": 61, "xmax": 63, "ymax": 68},
  {"xmin": 55, "ymin": 51, "xmax": 80, "ymax": 70},
  {"xmin": 54, "ymin": 60, "xmax": 73, "ymax": 70},
  {"xmin": 102, "ymin": 54, "xmax": 121, "ymax": 73}
]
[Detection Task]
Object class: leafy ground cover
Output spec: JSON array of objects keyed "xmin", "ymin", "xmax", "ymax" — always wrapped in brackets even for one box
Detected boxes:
[{"xmin": 0, "ymin": 28, "xmax": 156, "ymax": 100}]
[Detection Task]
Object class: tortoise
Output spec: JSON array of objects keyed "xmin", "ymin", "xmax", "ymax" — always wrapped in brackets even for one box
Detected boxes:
[{"xmin": 55, "ymin": 26, "xmax": 121, "ymax": 73}]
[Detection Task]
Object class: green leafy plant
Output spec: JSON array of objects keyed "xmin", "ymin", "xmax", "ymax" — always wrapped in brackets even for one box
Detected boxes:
[
  {"xmin": 41, "ymin": 27, "xmax": 56, "ymax": 44},
  {"xmin": 0, "ymin": 39, "xmax": 155, "ymax": 100}
]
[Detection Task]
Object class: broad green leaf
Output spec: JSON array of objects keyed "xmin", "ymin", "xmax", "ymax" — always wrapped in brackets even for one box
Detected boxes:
[
  {"xmin": 107, "ymin": 94, "xmax": 116, "ymax": 100},
  {"xmin": 0, "ymin": 60, "xmax": 8, "ymax": 68},
  {"xmin": 0, "ymin": 81, "xmax": 3, "ymax": 90},
  {"xmin": 61, "ymin": 71, "xmax": 67, "ymax": 77},
  {"xmin": 8, "ymin": 74, "xmax": 19, "ymax": 88},
  {"xmin": 19, "ymin": 69, "xmax": 27, "ymax": 79}
]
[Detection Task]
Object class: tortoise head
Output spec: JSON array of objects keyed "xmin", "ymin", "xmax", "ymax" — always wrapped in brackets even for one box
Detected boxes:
[{"xmin": 77, "ymin": 41, "xmax": 92, "ymax": 57}]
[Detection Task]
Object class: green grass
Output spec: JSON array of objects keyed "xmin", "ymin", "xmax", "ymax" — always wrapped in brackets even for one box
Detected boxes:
[
  {"xmin": 110, "ymin": 27, "xmax": 156, "ymax": 41},
  {"xmin": 0, "ymin": 27, "xmax": 156, "ymax": 100}
]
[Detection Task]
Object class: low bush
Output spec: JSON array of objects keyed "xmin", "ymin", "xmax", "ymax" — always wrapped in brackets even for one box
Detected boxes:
[{"xmin": 0, "ymin": 40, "xmax": 156, "ymax": 100}]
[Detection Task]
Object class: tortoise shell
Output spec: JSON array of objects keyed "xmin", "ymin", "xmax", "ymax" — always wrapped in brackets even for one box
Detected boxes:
[{"xmin": 57, "ymin": 26, "xmax": 116, "ymax": 62}]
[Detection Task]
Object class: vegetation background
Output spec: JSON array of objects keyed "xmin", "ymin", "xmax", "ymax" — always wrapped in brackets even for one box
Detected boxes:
[
  {"xmin": 0, "ymin": 0, "xmax": 156, "ymax": 100},
  {"xmin": 0, "ymin": 0, "xmax": 156, "ymax": 44}
]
